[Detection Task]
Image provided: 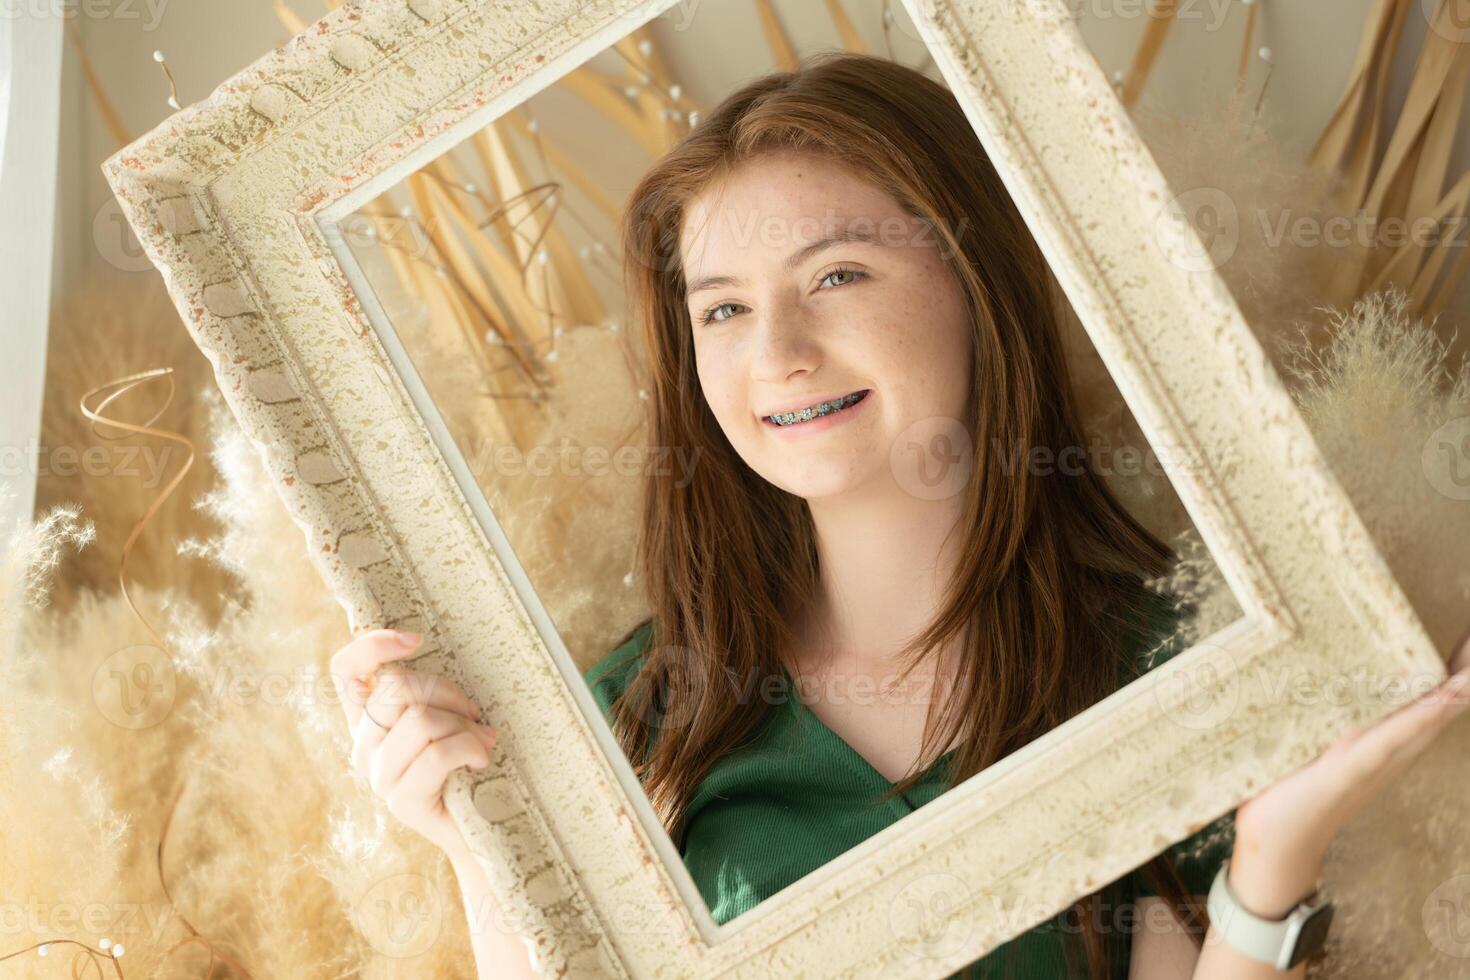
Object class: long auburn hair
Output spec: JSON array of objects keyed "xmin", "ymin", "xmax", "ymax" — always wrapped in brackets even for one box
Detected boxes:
[{"xmin": 607, "ymin": 50, "xmax": 1209, "ymax": 978}]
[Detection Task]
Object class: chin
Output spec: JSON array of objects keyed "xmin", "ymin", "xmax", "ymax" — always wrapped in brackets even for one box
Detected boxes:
[{"xmin": 764, "ymin": 461, "xmax": 874, "ymax": 501}]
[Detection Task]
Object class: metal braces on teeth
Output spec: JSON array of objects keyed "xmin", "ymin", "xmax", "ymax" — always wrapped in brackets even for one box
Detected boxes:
[{"xmin": 768, "ymin": 391, "xmax": 865, "ymax": 427}]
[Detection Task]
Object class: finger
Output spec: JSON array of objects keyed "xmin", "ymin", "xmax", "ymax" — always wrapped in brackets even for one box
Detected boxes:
[
  {"xmin": 1391, "ymin": 702, "xmax": 1461, "ymax": 764},
  {"xmin": 363, "ymin": 667, "xmax": 483, "ymax": 731},
  {"xmin": 1442, "ymin": 664, "xmax": 1470, "ymax": 699},
  {"xmin": 1449, "ymin": 625, "xmax": 1470, "ymax": 675},
  {"xmin": 1321, "ymin": 673, "xmax": 1466, "ymax": 785},
  {"xmin": 1348, "ymin": 698, "xmax": 1463, "ymax": 800},
  {"xmin": 1335, "ymin": 691, "xmax": 1458, "ymax": 781},
  {"xmin": 369, "ymin": 703, "xmax": 497, "ymax": 795},
  {"xmin": 331, "ymin": 630, "xmax": 423, "ymax": 683},
  {"xmin": 329, "ymin": 631, "xmax": 424, "ymax": 726},
  {"xmin": 383, "ymin": 730, "xmax": 491, "ymax": 821},
  {"xmin": 350, "ymin": 702, "xmax": 393, "ymax": 778},
  {"xmin": 1416, "ymin": 671, "xmax": 1470, "ymax": 713}
]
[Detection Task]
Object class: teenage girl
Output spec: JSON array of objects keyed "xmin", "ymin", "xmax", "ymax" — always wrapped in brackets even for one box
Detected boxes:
[{"xmin": 330, "ymin": 52, "xmax": 1470, "ymax": 979}]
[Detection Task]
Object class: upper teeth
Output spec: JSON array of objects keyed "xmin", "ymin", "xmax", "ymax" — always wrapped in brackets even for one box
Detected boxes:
[{"xmin": 768, "ymin": 391, "xmax": 865, "ymax": 426}]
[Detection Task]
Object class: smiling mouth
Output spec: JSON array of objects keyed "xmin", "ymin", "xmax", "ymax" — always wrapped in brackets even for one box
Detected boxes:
[{"xmin": 763, "ymin": 389, "xmax": 871, "ymax": 427}]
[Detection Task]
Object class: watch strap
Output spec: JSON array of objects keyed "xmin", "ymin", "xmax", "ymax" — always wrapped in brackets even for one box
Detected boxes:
[{"xmin": 1206, "ymin": 863, "xmax": 1333, "ymax": 970}]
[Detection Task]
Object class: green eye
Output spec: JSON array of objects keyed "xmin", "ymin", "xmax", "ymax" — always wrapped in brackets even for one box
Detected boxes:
[
  {"xmin": 696, "ymin": 267, "xmax": 865, "ymax": 327},
  {"xmin": 697, "ymin": 301, "xmax": 743, "ymax": 326},
  {"xmin": 822, "ymin": 267, "xmax": 864, "ymax": 288}
]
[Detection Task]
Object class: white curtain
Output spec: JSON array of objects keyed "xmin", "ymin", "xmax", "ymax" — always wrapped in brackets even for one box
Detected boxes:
[
  {"xmin": 0, "ymin": 9, "xmax": 63, "ymax": 660},
  {"xmin": 0, "ymin": 20, "xmax": 11, "ymax": 188}
]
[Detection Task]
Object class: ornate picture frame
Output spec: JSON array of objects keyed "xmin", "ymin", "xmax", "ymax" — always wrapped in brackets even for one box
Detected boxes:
[{"xmin": 101, "ymin": 0, "xmax": 1445, "ymax": 976}]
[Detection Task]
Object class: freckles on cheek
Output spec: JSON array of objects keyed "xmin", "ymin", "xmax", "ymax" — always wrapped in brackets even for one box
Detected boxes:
[
  {"xmin": 701, "ymin": 381, "xmax": 737, "ymax": 424},
  {"xmin": 694, "ymin": 344, "xmax": 740, "ymax": 419},
  {"xmin": 691, "ymin": 370, "xmax": 726, "ymax": 424}
]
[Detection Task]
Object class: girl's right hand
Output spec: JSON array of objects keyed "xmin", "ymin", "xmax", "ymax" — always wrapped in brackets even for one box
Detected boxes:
[{"xmin": 329, "ymin": 628, "xmax": 500, "ymax": 863}]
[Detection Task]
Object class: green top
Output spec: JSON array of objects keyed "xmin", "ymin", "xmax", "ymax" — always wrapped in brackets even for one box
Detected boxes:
[{"xmin": 584, "ymin": 602, "xmax": 1234, "ymax": 979}]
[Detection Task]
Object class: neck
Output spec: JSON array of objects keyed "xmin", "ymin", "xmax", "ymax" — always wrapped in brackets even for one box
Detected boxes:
[{"xmin": 796, "ymin": 474, "xmax": 968, "ymax": 676}]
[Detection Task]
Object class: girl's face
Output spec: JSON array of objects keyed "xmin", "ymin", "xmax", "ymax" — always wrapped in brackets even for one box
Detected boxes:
[{"xmin": 679, "ymin": 149, "xmax": 974, "ymax": 501}]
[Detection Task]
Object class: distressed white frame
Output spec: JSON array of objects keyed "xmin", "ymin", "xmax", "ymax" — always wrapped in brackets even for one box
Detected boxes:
[{"xmin": 102, "ymin": 0, "xmax": 1445, "ymax": 976}]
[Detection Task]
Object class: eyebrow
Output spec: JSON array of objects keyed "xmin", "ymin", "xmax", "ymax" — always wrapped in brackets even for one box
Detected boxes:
[{"xmin": 683, "ymin": 229, "xmax": 884, "ymax": 301}]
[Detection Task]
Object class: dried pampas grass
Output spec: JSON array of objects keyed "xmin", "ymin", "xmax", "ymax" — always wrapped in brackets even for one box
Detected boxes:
[
  {"xmin": 1273, "ymin": 287, "xmax": 1470, "ymax": 978},
  {"xmin": 3, "ymin": 386, "xmax": 477, "ymax": 978},
  {"xmin": 32, "ymin": 268, "xmax": 238, "ymax": 625},
  {"xmin": 1282, "ymin": 288, "xmax": 1470, "ymax": 649}
]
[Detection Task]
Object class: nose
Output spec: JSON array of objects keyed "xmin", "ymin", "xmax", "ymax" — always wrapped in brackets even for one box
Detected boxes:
[{"xmin": 749, "ymin": 295, "xmax": 822, "ymax": 385}]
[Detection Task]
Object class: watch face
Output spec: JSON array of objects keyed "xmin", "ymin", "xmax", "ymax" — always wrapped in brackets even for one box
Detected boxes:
[{"xmin": 1286, "ymin": 905, "xmax": 1335, "ymax": 969}]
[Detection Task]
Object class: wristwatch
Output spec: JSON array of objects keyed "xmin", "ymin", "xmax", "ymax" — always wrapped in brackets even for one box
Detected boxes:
[{"xmin": 1206, "ymin": 863, "xmax": 1334, "ymax": 970}]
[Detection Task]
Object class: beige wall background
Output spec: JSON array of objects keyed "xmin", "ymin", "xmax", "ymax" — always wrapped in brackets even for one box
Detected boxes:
[{"xmin": 56, "ymin": 0, "xmax": 1470, "ymax": 300}]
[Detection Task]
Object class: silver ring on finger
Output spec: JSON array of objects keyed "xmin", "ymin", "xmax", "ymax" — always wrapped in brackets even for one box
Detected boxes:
[
  {"xmin": 357, "ymin": 671, "xmax": 398, "ymax": 734},
  {"xmin": 362, "ymin": 703, "xmax": 392, "ymax": 733}
]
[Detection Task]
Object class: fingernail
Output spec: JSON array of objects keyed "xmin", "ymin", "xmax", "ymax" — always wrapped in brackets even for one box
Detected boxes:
[
  {"xmin": 396, "ymin": 631, "xmax": 421, "ymax": 647},
  {"xmin": 478, "ymin": 723, "xmax": 497, "ymax": 743},
  {"xmin": 471, "ymin": 702, "xmax": 482, "ymax": 719}
]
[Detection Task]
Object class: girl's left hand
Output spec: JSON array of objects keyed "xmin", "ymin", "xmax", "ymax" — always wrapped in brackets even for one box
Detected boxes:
[{"xmin": 1232, "ymin": 621, "xmax": 1470, "ymax": 876}]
